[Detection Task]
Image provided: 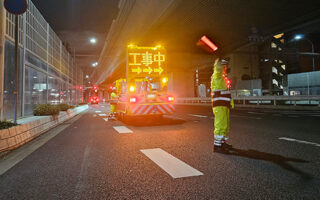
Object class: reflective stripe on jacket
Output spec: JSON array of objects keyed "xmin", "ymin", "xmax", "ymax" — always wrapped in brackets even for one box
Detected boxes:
[{"xmin": 211, "ymin": 90, "xmax": 231, "ymax": 108}]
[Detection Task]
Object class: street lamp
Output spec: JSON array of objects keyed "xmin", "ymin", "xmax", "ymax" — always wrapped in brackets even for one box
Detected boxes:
[
  {"xmin": 294, "ymin": 34, "xmax": 315, "ymax": 71},
  {"xmin": 89, "ymin": 37, "xmax": 97, "ymax": 44},
  {"xmin": 92, "ymin": 62, "xmax": 98, "ymax": 67}
]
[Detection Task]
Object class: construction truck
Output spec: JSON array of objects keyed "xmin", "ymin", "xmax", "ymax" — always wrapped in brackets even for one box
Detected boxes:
[{"xmin": 113, "ymin": 45, "xmax": 175, "ymax": 119}]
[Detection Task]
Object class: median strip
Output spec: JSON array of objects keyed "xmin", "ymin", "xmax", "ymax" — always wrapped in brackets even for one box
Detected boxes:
[{"xmin": 140, "ymin": 148, "xmax": 203, "ymax": 179}]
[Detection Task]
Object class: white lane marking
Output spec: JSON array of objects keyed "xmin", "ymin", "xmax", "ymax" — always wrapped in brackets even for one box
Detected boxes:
[
  {"xmin": 101, "ymin": 106, "xmax": 105, "ymax": 108},
  {"xmin": 140, "ymin": 148, "xmax": 203, "ymax": 179},
  {"xmin": 163, "ymin": 115, "xmax": 184, "ymax": 120},
  {"xmin": 113, "ymin": 126, "xmax": 133, "ymax": 134},
  {"xmin": 74, "ymin": 142, "xmax": 92, "ymax": 198},
  {"xmin": 288, "ymin": 115, "xmax": 299, "ymax": 118},
  {"xmin": 98, "ymin": 114, "xmax": 107, "ymax": 117},
  {"xmin": 279, "ymin": 137, "xmax": 320, "ymax": 147},
  {"xmin": 93, "ymin": 114, "xmax": 97, "ymax": 117},
  {"xmin": 95, "ymin": 111, "xmax": 102, "ymax": 113},
  {"xmin": 103, "ymin": 118, "xmax": 108, "ymax": 122},
  {"xmin": 231, "ymin": 115, "xmax": 262, "ymax": 120},
  {"xmin": 0, "ymin": 114, "xmax": 84, "ymax": 176},
  {"xmin": 247, "ymin": 111, "xmax": 264, "ymax": 115},
  {"xmin": 189, "ymin": 114, "xmax": 208, "ymax": 118}
]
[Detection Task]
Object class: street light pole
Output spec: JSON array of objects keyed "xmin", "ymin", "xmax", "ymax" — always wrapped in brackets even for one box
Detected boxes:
[
  {"xmin": 13, "ymin": 15, "xmax": 19, "ymax": 124},
  {"xmin": 294, "ymin": 35, "xmax": 316, "ymax": 71},
  {"xmin": 305, "ymin": 39, "xmax": 316, "ymax": 71}
]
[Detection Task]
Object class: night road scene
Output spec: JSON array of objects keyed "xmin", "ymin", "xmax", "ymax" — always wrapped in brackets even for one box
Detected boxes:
[{"xmin": 0, "ymin": 0, "xmax": 320, "ymax": 199}]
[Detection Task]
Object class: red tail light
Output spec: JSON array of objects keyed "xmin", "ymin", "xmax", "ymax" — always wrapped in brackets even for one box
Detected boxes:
[
  {"xmin": 168, "ymin": 96, "xmax": 175, "ymax": 102},
  {"xmin": 130, "ymin": 97, "xmax": 137, "ymax": 103}
]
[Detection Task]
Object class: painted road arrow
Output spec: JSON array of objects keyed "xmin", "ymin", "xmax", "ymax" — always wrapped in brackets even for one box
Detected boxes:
[{"xmin": 143, "ymin": 67, "xmax": 153, "ymax": 74}]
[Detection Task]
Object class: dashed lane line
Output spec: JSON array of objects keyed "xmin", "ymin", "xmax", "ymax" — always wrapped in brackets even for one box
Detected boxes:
[
  {"xmin": 98, "ymin": 114, "xmax": 107, "ymax": 117},
  {"xmin": 189, "ymin": 114, "xmax": 208, "ymax": 118},
  {"xmin": 279, "ymin": 137, "xmax": 320, "ymax": 147},
  {"xmin": 231, "ymin": 115, "xmax": 262, "ymax": 120},
  {"xmin": 288, "ymin": 115, "xmax": 299, "ymax": 118},
  {"xmin": 95, "ymin": 111, "xmax": 102, "ymax": 113},
  {"xmin": 140, "ymin": 148, "xmax": 203, "ymax": 179},
  {"xmin": 247, "ymin": 111, "xmax": 264, "ymax": 115},
  {"xmin": 113, "ymin": 126, "xmax": 133, "ymax": 134}
]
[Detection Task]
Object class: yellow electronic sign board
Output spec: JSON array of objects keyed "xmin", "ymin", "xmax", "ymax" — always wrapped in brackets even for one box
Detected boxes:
[{"xmin": 127, "ymin": 45, "xmax": 167, "ymax": 77}]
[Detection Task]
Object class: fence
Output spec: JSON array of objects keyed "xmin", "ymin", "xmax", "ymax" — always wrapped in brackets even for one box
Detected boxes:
[{"xmin": 176, "ymin": 96, "xmax": 320, "ymax": 109}]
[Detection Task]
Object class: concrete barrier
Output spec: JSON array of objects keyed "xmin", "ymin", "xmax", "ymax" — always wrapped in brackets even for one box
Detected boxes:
[{"xmin": 0, "ymin": 105, "xmax": 88, "ymax": 153}]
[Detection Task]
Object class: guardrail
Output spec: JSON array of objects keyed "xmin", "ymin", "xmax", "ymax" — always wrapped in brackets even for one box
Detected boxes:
[{"xmin": 176, "ymin": 96, "xmax": 320, "ymax": 109}]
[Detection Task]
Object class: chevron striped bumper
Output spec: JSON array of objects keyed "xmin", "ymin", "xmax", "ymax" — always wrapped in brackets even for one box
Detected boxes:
[{"xmin": 128, "ymin": 103, "xmax": 175, "ymax": 116}]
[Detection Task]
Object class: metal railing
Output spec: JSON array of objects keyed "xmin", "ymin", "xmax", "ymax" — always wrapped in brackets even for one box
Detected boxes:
[{"xmin": 176, "ymin": 96, "xmax": 320, "ymax": 108}]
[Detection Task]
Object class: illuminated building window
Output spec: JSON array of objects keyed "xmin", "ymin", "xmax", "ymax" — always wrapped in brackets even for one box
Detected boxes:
[
  {"xmin": 280, "ymin": 39, "xmax": 285, "ymax": 44},
  {"xmin": 271, "ymin": 42, "xmax": 277, "ymax": 48},
  {"xmin": 278, "ymin": 47, "xmax": 282, "ymax": 51},
  {"xmin": 281, "ymin": 65, "xmax": 286, "ymax": 70}
]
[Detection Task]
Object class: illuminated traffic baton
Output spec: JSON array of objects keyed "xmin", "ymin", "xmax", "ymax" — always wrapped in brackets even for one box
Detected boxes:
[{"xmin": 200, "ymin": 35, "xmax": 218, "ymax": 52}]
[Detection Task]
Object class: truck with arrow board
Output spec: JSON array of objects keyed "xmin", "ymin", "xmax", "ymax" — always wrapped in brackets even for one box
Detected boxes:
[{"xmin": 113, "ymin": 45, "xmax": 175, "ymax": 119}]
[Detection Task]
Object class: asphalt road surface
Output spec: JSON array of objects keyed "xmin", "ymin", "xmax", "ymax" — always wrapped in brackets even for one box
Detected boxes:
[{"xmin": 0, "ymin": 104, "xmax": 320, "ymax": 199}]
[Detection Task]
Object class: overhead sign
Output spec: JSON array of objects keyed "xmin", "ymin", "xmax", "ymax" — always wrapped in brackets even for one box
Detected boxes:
[
  {"xmin": 4, "ymin": 0, "xmax": 28, "ymax": 15},
  {"xmin": 127, "ymin": 45, "xmax": 167, "ymax": 77}
]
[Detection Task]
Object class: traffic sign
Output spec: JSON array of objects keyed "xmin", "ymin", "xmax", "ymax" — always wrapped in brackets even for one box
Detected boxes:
[
  {"xmin": 127, "ymin": 45, "xmax": 167, "ymax": 77},
  {"xmin": 4, "ymin": 0, "xmax": 27, "ymax": 15}
]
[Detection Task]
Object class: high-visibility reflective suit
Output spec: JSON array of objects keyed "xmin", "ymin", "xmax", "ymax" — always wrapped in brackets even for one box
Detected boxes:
[
  {"xmin": 110, "ymin": 92, "xmax": 118, "ymax": 113},
  {"xmin": 211, "ymin": 61, "xmax": 234, "ymax": 147}
]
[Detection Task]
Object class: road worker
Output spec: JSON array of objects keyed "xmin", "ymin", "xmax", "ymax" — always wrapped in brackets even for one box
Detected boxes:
[
  {"xmin": 109, "ymin": 87, "xmax": 118, "ymax": 120},
  {"xmin": 211, "ymin": 58, "xmax": 234, "ymax": 152}
]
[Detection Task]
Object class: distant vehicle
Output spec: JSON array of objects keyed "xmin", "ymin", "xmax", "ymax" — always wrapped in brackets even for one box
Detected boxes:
[{"xmin": 90, "ymin": 96, "xmax": 100, "ymax": 104}]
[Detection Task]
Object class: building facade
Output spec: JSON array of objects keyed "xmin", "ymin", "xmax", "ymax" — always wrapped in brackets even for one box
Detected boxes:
[{"xmin": 0, "ymin": 0, "xmax": 83, "ymax": 121}]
